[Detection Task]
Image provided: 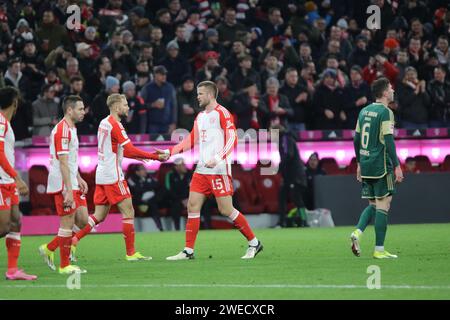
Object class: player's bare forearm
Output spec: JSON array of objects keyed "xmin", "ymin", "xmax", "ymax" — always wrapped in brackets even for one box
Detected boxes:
[{"xmin": 59, "ymin": 155, "xmax": 73, "ymax": 192}]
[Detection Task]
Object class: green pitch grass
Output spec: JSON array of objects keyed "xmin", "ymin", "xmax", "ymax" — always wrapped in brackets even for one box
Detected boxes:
[{"xmin": 0, "ymin": 223, "xmax": 449, "ymax": 300}]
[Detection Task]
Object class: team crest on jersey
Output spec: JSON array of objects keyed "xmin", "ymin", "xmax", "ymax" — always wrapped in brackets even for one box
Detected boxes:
[
  {"xmin": 61, "ymin": 138, "xmax": 69, "ymax": 149},
  {"xmin": 0, "ymin": 124, "xmax": 5, "ymax": 136}
]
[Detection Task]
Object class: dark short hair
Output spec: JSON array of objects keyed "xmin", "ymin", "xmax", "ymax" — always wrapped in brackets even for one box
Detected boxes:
[
  {"xmin": 41, "ymin": 83, "xmax": 54, "ymax": 94},
  {"xmin": 70, "ymin": 76, "xmax": 83, "ymax": 83},
  {"xmin": 435, "ymin": 65, "xmax": 447, "ymax": 73},
  {"xmin": 8, "ymin": 58, "xmax": 21, "ymax": 67},
  {"xmin": 62, "ymin": 95, "xmax": 83, "ymax": 114},
  {"xmin": 0, "ymin": 86, "xmax": 19, "ymax": 110},
  {"xmin": 198, "ymin": 81, "xmax": 218, "ymax": 98},
  {"xmin": 371, "ymin": 77, "xmax": 390, "ymax": 99}
]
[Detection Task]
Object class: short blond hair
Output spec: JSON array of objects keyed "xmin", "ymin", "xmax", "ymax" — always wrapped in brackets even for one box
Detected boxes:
[
  {"xmin": 106, "ymin": 93, "xmax": 126, "ymax": 109},
  {"xmin": 197, "ymin": 81, "xmax": 218, "ymax": 99}
]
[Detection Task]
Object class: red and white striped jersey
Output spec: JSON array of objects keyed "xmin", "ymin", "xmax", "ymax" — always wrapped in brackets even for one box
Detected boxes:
[
  {"xmin": 96, "ymin": 115, "xmax": 130, "ymax": 184},
  {"xmin": 0, "ymin": 113, "xmax": 15, "ymax": 184},
  {"xmin": 172, "ymin": 104, "xmax": 237, "ymax": 176},
  {"xmin": 47, "ymin": 119, "xmax": 79, "ymax": 193}
]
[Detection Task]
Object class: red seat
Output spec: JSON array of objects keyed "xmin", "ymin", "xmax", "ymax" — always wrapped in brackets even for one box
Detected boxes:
[
  {"xmin": 320, "ymin": 157, "xmax": 341, "ymax": 175},
  {"xmin": 252, "ymin": 165, "xmax": 282, "ymax": 213},
  {"xmin": 28, "ymin": 165, "xmax": 55, "ymax": 215},
  {"xmin": 345, "ymin": 157, "xmax": 357, "ymax": 175},
  {"xmin": 414, "ymin": 155, "xmax": 433, "ymax": 172},
  {"xmin": 232, "ymin": 164, "xmax": 264, "ymax": 214},
  {"xmin": 441, "ymin": 155, "xmax": 450, "ymax": 172}
]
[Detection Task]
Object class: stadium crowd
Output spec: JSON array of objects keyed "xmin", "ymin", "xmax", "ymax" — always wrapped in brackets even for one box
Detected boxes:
[{"xmin": 0, "ymin": 0, "xmax": 450, "ymax": 140}]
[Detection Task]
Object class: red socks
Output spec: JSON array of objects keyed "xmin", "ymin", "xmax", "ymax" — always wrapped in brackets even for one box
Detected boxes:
[
  {"xmin": 47, "ymin": 236, "xmax": 59, "ymax": 251},
  {"xmin": 5, "ymin": 232, "xmax": 21, "ymax": 271},
  {"xmin": 231, "ymin": 210, "xmax": 255, "ymax": 241},
  {"xmin": 185, "ymin": 213, "xmax": 200, "ymax": 251},
  {"xmin": 58, "ymin": 228, "xmax": 72, "ymax": 268},
  {"xmin": 122, "ymin": 218, "xmax": 135, "ymax": 256},
  {"xmin": 72, "ymin": 215, "xmax": 99, "ymax": 245}
]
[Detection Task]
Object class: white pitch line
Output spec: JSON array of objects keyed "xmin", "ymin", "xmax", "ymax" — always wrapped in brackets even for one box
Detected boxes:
[{"xmin": 1, "ymin": 284, "xmax": 450, "ymax": 290}]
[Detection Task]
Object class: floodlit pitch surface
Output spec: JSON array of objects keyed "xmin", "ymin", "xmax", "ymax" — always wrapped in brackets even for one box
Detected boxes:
[{"xmin": 1, "ymin": 224, "xmax": 449, "ymax": 299}]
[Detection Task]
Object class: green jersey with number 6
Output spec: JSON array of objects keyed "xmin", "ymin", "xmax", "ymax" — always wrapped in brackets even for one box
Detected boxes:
[{"xmin": 355, "ymin": 103, "xmax": 395, "ymax": 178}]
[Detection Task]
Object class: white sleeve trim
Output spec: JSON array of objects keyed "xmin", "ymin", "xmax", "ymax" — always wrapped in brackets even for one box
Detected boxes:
[
  {"xmin": 120, "ymin": 139, "xmax": 131, "ymax": 147},
  {"xmin": 57, "ymin": 151, "xmax": 69, "ymax": 155}
]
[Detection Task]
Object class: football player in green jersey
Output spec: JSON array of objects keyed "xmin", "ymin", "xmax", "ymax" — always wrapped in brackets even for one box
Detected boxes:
[{"xmin": 350, "ymin": 77, "xmax": 404, "ymax": 259}]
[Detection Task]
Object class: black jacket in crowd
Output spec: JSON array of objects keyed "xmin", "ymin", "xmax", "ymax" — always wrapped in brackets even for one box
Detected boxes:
[
  {"xmin": 397, "ymin": 82, "xmax": 430, "ymax": 124},
  {"xmin": 312, "ymin": 83, "xmax": 346, "ymax": 130},
  {"xmin": 278, "ymin": 129, "xmax": 307, "ymax": 187},
  {"xmin": 279, "ymin": 82, "xmax": 310, "ymax": 124},
  {"xmin": 343, "ymin": 81, "xmax": 372, "ymax": 129},
  {"xmin": 427, "ymin": 79, "xmax": 450, "ymax": 122}
]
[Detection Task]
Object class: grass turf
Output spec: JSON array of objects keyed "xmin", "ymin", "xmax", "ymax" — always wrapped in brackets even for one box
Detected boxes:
[{"xmin": 0, "ymin": 223, "xmax": 449, "ymax": 300}]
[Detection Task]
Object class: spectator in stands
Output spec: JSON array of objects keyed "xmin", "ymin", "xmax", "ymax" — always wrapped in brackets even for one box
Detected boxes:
[
  {"xmin": 347, "ymin": 35, "xmax": 370, "ymax": 70},
  {"xmin": 21, "ymin": 40, "xmax": 45, "ymax": 101},
  {"xmin": 343, "ymin": 65, "xmax": 372, "ymax": 129},
  {"xmin": 362, "ymin": 54, "xmax": 399, "ymax": 87},
  {"xmin": 304, "ymin": 152, "xmax": 326, "ymax": 210},
  {"xmin": 395, "ymin": 49, "xmax": 410, "ymax": 83},
  {"xmin": 164, "ymin": 158, "xmax": 192, "ymax": 231},
  {"xmin": 92, "ymin": 75, "xmax": 120, "ymax": 127},
  {"xmin": 258, "ymin": 7, "xmax": 286, "ymax": 43},
  {"xmin": 32, "ymin": 84, "xmax": 59, "ymax": 136},
  {"xmin": 154, "ymin": 8, "xmax": 175, "ymax": 44},
  {"xmin": 195, "ymin": 51, "xmax": 225, "ymax": 83},
  {"xmin": 150, "ymin": 27, "xmax": 166, "ymax": 63},
  {"xmin": 76, "ymin": 43, "xmax": 94, "ymax": 79},
  {"xmin": 407, "ymin": 38, "xmax": 426, "ymax": 71},
  {"xmin": 158, "ymin": 40, "xmax": 191, "ymax": 87},
  {"xmin": 4, "ymin": 58, "xmax": 28, "ymax": 98},
  {"xmin": 382, "ymin": 37, "xmax": 400, "ymax": 63},
  {"xmin": 404, "ymin": 157, "xmax": 420, "ymax": 174},
  {"xmin": 177, "ymin": 75, "xmax": 199, "ymax": 131},
  {"xmin": 397, "ymin": 66, "xmax": 430, "ymax": 129},
  {"xmin": 229, "ymin": 54, "xmax": 261, "ymax": 92},
  {"xmin": 275, "ymin": 124, "xmax": 308, "ymax": 228},
  {"xmin": 280, "ymin": 68, "xmax": 310, "ymax": 131},
  {"xmin": 260, "ymin": 54, "xmax": 283, "ymax": 93},
  {"xmin": 216, "ymin": 7, "xmax": 247, "ymax": 49},
  {"xmin": 231, "ymin": 79, "xmax": 268, "ymax": 130},
  {"xmin": 312, "ymin": 69, "xmax": 346, "ymax": 129},
  {"xmin": 59, "ymin": 57, "xmax": 84, "ymax": 87},
  {"xmin": 216, "ymin": 76, "xmax": 235, "ymax": 107},
  {"xmin": 434, "ymin": 35, "xmax": 450, "ymax": 66},
  {"xmin": 223, "ymin": 39, "xmax": 247, "ymax": 72},
  {"xmin": 199, "ymin": 28, "xmax": 226, "ymax": 60},
  {"xmin": 327, "ymin": 25, "xmax": 353, "ymax": 63},
  {"xmin": 140, "ymin": 65, "xmax": 177, "ymax": 134},
  {"xmin": 427, "ymin": 66, "xmax": 450, "ymax": 128},
  {"xmin": 35, "ymin": 9, "xmax": 71, "ymax": 55},
  {"xmin": 85, "ymin": 56, "xmax": 112, "ymax": 99},
  {"xmin": 122, "ymin": 81, "xmax": 146, "ymax": 134},
  {"xmin": 64, "ymin": 76, "xmax": 95, "ymax": 135},
  {"xmin": 127, "ymin": 164, "xmax": 163, "ymax": 231},
  {"xmin": 419, "ymin": 51, "xmax": 440, "ymax": 83},
  {"xmin": 261, "ymin": 77, "xmax": 293, "ymax": 129},
  {"xmin": 172, "ymin": 24, "xmax": 192, "ymax": 59}
]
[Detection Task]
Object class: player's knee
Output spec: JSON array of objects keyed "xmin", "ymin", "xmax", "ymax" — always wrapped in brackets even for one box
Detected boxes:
[
  {"xmin": 217, "ymin": 206, "xmax": 233, "ymax": 217},
  {"xmin": 187, "ymin": 200, "xmax": 201, "ymax": 213}
]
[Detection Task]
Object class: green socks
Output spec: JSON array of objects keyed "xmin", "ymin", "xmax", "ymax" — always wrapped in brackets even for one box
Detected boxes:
[
  {"xmin": 375, "ymin": 209, "xmax": 388, "ymax": 247},
  {"xmin": 356, "ymin": 205, "xmax": 376, "ymax": 232}
]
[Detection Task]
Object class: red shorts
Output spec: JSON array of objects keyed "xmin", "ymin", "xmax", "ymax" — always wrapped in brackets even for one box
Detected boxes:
[
  {"xmin": 0, "ymin": 183, "xmax": 19, "ymax": 211},
  {"xmin": 94, "ymin": 180, "xmax": 131, "ymax": 206},
  {"xmin": 54, "ymin": 190, "xmax": 87, "ymax": 217},
  {"xmin": 190, "ymin": 173, "xmax": 234, "ymax": 197}
]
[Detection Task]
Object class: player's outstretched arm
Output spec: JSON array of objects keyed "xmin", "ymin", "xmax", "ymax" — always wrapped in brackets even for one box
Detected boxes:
[
  {"xmin": 163, "ymin": 119, "xmax": 199, "ymax": 157},
  {"xmin": 123, "ymin": 142, "xmax": 161, "ymax": 161}
]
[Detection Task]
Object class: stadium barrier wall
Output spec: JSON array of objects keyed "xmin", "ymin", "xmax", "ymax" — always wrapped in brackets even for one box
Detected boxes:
[{"xmin": 314, "ymin": 173, "xmax": 450, "ymax": 225}]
